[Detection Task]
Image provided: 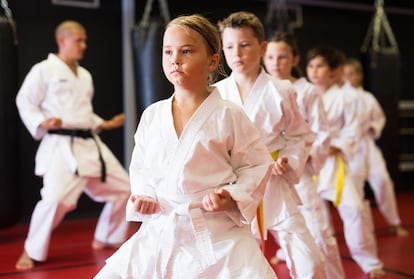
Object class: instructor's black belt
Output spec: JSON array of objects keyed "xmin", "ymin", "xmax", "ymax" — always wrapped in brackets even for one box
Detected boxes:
[
  {"xmin": 48, "ymin": 129, "xmax": 106, "ymax": 182},
  {"xmin": 49, "ymin": 128, "xmax": 93, "ymax": 139}
]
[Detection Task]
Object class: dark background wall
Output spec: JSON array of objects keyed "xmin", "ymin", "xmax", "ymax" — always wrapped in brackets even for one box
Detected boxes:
[{"xmin": 4, "ymin": 0, "xmax": 414, "ymax": 223}]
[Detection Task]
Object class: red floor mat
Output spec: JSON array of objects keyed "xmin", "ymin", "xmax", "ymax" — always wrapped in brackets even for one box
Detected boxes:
[{"xmin": 1, "ymin": 193, "xmax": 413, "ymax": 279}]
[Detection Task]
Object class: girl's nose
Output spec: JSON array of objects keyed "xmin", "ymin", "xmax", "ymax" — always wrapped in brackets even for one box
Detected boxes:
[{"xmin": 171, "ymin": 54, "xmax": 180, "ymax": 66}]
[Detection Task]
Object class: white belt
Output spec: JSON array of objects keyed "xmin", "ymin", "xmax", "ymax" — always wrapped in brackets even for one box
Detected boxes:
[{"xmin": 156, "ymin": 194, "xmax": 217, "ymax": 277}]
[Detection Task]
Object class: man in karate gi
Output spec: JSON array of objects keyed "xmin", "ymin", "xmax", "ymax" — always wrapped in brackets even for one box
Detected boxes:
[{"xmin": 15, "ymin": 20, "xmax": 131, "ymax": 271}]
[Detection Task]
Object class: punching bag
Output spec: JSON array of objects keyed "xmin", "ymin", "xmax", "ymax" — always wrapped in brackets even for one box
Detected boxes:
[
  {"xmin": 0, "ymin": 5, "xmax": 19, "ymax": 228},
  {"xmin": 132, "ymin": 0, "xmax": 172, "ymax": 118},
  {"xmin": 360, "ymin": 0, "xmax": 400, "ymax": 186}
]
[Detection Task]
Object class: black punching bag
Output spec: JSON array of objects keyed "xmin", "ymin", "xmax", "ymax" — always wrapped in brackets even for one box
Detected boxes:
[
  {"xmin": 360, "ymin": 1, "xmax": 400, "ymax": 186},
  {"xmin": 0, "ymin": 7, "xmax": 19, "ymax": 228},
  {"xmin": 132, "ymin": 0, "xmax": 173, "ymax": 118}
]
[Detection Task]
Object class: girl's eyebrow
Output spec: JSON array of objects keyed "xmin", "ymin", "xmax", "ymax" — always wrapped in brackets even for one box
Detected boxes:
[{"xmin": 163, "ymin": 44, "xmax": 195, "ymax": 48}]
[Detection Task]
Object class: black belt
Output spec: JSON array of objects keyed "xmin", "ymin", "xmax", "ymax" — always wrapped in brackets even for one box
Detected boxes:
[
  {"xmin": 48, "ymin": 129, "xmax": 106, "ymax": 182},
  {"xmin": 48, "ymin": 129, "xmax": 93, "ymax": 139}
]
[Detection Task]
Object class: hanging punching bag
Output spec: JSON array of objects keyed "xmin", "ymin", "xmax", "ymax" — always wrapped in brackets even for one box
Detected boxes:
[
  {"xmin": 0, "ymin": 4, "xmax": 19, "ymax": 228},
  {"xmin": 360, "ymin": 1, "xmax": 400, "ymax": 186},
  {"xmin": 132, "ymin": 0, "xmax": 172, "ymax": 118}
]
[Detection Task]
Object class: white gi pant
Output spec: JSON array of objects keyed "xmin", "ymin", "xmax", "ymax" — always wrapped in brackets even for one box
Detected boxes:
[
  {"xmin": 95, "ymin": 197, "xmax": 277, "ymax": 279},
  {"xmin": 321, "ymin": 195, "xmax": 382, "ymax": 274},
  {"xmin": 295, "ymin": 168, "xmax": 345, "ymax": 279},
  {"xmin": 367, "ymin": 139, "xmax": 402, "ymax": 226},
  {"xmin": 268, "ymin": 210, "xmax": 326, "ymax": 279},
  {"xmin": 340, "ymin": 140, "xmax": 383, "ymax": 274},
  {"xmin": 24, "ymin": 144, "xmax": 130, "ymax": 262}
]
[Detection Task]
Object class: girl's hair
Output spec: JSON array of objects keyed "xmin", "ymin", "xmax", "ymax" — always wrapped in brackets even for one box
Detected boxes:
[
  {"xmin": 344, "ymin": 57, "xmax": 363, "ymax": 74},
  {"xmin": 306, "ymin": 46, "xmax": 345, "ymax": 70},
  {"xmin": 217, "ymin": 11, "xmax": 265, "ymax": 43},
  {"xmin": 267, "ymin": 31, "xmax": 303, "ymax": 78},
  {"xmin": 166, "ymin": 14, "xmax": 226, "ymax": 84}
]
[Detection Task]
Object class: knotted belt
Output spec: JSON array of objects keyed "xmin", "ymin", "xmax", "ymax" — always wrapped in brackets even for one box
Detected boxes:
[
  {"xmin": 256, "ymin": 150, "xmax": 279, "ymax": 254},
  {"xmin": 155, "ymin": 194, "xmax": 217, "ymax": 277},
  {"xmin": 48, "ymin": 129, "xmax": 106, "ymax": 182}
]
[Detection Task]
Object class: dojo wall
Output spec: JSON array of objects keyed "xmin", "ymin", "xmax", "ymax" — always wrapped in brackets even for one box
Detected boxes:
[{"xmin": 7, "ymin": 0, "xmax": 414, "ymax": 222}]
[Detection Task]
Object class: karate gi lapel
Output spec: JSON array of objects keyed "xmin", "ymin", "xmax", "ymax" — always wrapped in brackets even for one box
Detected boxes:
[
  {"xmin": 222, "ymin": 75, "xmax": 244, "ymax": 106},
  {"xmin": 242, "ymin": 70, "xmax": 269, "ymax": 113},
  {"xmin": 161, "ymin": 90, "xmax": 220, "ymax": 188}
]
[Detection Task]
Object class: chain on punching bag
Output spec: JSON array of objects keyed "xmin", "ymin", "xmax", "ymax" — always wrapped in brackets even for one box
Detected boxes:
[
  {"xmin": 264, "ymin": 0, "xmax": 303, "ymax": 38},
  {"xmin": 132, "ymin": 0, "xmax": 173, "ymax": 118},
  {"xmin": 0, "ymin": 0, "xmax": 19, "ymax": 228},
  {"xmin": 265, "ymin": 0, "xmax": 289, "ymax": 37},
  {"xmin": 360, "ymin": 0, "xmax": 400, "ymax": 185}
]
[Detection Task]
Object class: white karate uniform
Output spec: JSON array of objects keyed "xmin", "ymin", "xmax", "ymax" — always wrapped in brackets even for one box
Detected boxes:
[
  {"xmin": 16, "ymin": 54, "xmax": 130, "ymax": 262},
  {"xmin": 293, "ymin": 78, "xmax": 345, "ymax": 279},
  {"xmin": 318, "ymin": 83, "xmax": 383, "ymax": 274},
  {"xmin": 95, "ymin": 90, "xmax": 277, "ymax": 279},
  {"xmin": 359, "ymin": 87, "xmax": 402, "ymax": 226},
  {"xmin": 215, "ymin": 70, "xmax": 326, "ymax": 279},
  {"xmin": 346, "ymin": 83, "xmax": 370, "ymax": 198}
]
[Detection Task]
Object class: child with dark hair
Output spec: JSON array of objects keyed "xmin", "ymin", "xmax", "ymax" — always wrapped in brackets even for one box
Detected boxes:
[
  {"xmin": 264, "ymin": 32, "xmax": 345, "ymax": 279},
  {"xmin": 343, "ymin": 58, "xmax": 409, "ymax": 238},
  {"xmin": 306, "ymin": 46, "xmax": 385, "ymax": 278}
]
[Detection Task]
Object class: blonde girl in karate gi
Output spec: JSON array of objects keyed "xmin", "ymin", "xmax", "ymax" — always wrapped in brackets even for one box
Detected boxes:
[
  {"xmin": 263, "ymin": 31, "xmax": 345, "ymax": 279},
  {"xmin": 94, "ymin": 14, "xmax": 278, "ymax": 279},
  {"xmin": 215, "ymin": 11, "xmax": 326, "ymax": 279},
  {"xmin": 343, "ymin": 57, "xmax": 409, "ymax": 237},
  {"xmin": 306, "ymin": 47, "xmax": 385, "ymax": 278},
  {"xmin": 15, "ymin": 20, "xmax": 131, "ymax": 271}
]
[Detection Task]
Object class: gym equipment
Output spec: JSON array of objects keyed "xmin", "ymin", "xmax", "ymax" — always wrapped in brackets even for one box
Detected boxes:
[
  {"xmin": 360, "ymin": 0, "xmax": 400, "ymax": 185},
  {"xmin": 131, "ymin": 0, "xmax": 172, "ymax": 119}
]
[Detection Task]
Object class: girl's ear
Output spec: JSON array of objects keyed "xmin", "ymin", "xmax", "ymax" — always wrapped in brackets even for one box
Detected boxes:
[
  {"xmin": 260, "ymin": 41, "xmax": 268, "ymax": 58},
  {"xmin": 293, "ymin": 55, "xmax": 300, "ymax": 67},
  {"xmin": 209, "ymin": 53, "xmax": 220, "ymax": 71}
]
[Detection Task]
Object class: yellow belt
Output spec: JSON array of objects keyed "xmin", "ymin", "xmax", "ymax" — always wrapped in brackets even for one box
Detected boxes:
[
  {"xmin": 333, "ymin": 155, "xmax": 345, "ymax": 207},
  {"xmin": 270, "ymin": 150, "xmax": 279, "ymax": 161},
  {"xmin": 257, "ymin": 150, "xmax": 279, "ymax": 254}
]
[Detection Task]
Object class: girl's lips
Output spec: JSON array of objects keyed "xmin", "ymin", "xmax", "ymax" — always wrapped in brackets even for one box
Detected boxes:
[
  {"xmin": 233, "ymin": 60, "xmax": 243, "ymax": 66},
  {"xmin": 170, "ymin": 69, "xmax": 183, "ymax": 75}
]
